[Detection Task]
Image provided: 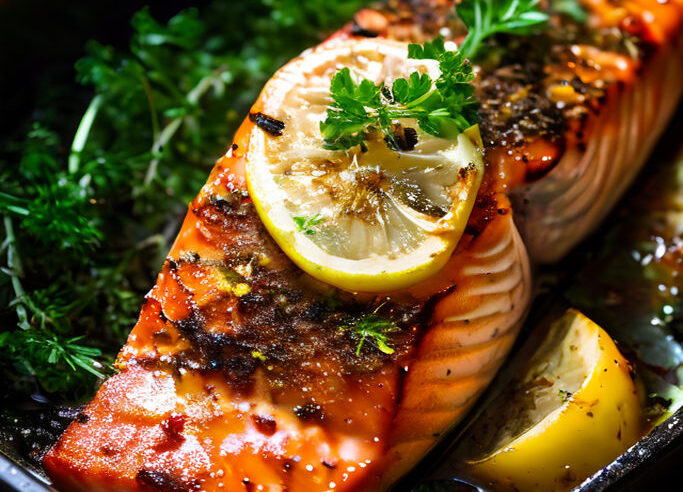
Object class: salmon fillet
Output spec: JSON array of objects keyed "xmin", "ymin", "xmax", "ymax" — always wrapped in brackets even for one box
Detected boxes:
[{"xmin": 43, "ymin": 1, "xmax": 682, "ymax": 491}]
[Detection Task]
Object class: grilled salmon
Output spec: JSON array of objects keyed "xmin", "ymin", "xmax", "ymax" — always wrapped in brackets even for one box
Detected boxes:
[
  {"xmin": 349, "ymin": 0, "xmax": 683, "ymax": 263},
  {"xmin": 44, "ymin": 1, "xmax": 682, "ymax": 491}
]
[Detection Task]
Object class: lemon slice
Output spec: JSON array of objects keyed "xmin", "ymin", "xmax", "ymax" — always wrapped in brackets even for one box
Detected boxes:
[
  {"xmin": 459, "ymin": 309, "xmax": 644, "ymax": 492},
  {"xmin": 245, "ymin": 38, "xmax": 484, "ymax": 292}
]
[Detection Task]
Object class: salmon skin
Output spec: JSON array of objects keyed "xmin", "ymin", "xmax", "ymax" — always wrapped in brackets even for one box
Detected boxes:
[{"xmin": 44, "ymin": 1, "xmax": 682, "ymax": 491}]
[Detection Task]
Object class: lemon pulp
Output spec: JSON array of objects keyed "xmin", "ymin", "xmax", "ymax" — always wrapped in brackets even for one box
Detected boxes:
[
  {"xmin": 460, "ymin": 310, "xmax": 644, "ymax": 491},
  {"xmin": 246, "ymin": 38, "xmax": 483, "ymax": 292}
]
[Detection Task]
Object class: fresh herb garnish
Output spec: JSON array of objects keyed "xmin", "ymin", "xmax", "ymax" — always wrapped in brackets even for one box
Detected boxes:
[
  {"xmin": 320, "ymin": 39, "xmax": 476, "ymax": 150},
  {"xmin": 558, "ymin": 389, "xmax": 573, "ymax": 402},
  {"xmin": 549, "ymin": 0, "xmax": 588, "ymax": 24},
  {"xmin": 345, "ymin": 314, "xmax": 398, "ymax": 356},
  {"xmin": 321, "ymin": 0, "xmax": 549, "ymax": 151},
  {"xmin": 0, "ymin": 0, "xmax": 370, "ymax": 398},
  {"xmin": 457, "ymin": 0, "xmax": 550, "ymax": 61},
  {"xmin": 293, "ymin": 214, "xmax": 326, "ymax": 235}
]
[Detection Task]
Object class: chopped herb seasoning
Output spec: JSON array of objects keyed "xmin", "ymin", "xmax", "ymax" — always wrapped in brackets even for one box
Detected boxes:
[
  {"xmin": 343, "ymin": 313, "xmax": 399, "ymax": 356},
  {"xmin": 293, "ymin": 214, "xmax": 325, "ymax": 235}
]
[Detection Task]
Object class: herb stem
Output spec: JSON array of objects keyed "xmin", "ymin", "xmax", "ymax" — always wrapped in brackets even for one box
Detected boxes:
[
  {"xmin": 140, "ymin": 75, "xmax": 160, "ymax": 146},
  {"xmin": 68, "ymin": 94, "xmax": 103, "ymax": 174},
  {"xmin": 143, "ymin": 117, "xmax": 183, "ymax": 187},
  {"xmin": 2, "ymin": 216, "xmax": 30, "ymax": 330},
  {"xmin": 143, "ymin": 73, "xmax": 219, "ymax": 187},
  {"xmin": 187, "ymin": 73, "xmax": 216, "ymax": 106}
]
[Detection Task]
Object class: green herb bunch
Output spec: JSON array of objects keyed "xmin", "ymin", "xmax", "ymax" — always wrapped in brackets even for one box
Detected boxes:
[
  {"xmin": 0, "ymin": 0, "xmax": 369, "ymax": 399},
  {"xmin": 320, "ymin": 38, "xmax": 478, "ymax": 150},
  {"xmin": 320, "ymin": 0, "xmax": 549, "ymax": 151}
]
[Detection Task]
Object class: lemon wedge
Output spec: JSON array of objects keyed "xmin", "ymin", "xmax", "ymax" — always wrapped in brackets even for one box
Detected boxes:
[
  {"xmin": 459, "ymin": 309, "xmax": 644, "ymax": 492},
  {"xmin": 245, "ymin": 38, "xmax": 484, "ymax": 292}
]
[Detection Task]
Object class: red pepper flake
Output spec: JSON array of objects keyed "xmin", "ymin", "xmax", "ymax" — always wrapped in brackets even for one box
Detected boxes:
[
  {"xmin": 251, "ymin": 414, "xmax": 277, "ymax": 435},
  {"xmin": 161, "ymin": 414, "xmax": 186, "ymax": 444}
]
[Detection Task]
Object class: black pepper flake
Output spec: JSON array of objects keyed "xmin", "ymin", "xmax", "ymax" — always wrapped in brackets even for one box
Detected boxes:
[
  {"xmin": 249, "ymin": 112, "xmax": 285, "ymax": 136},
  {"xmin": 232, "ymin": 143, "xmax": 238, "ymax": 151},
  {"xmin": 385, "ymin": 124, "xmax": 418, "ymax": 151},
  {"xmin": 321, "ymin": 459, "xmax": 337, "ymax": 469},
  {"xmin": 136, "ymin": 469, "xmax": 197, "ymax": 492},
  {"xmin": 402, "ymin": 127, "xmax": 418, "ymax": 150},
  {"xmin": 75, "ymin": 412, "xmax": 90, "ymax": 424}
]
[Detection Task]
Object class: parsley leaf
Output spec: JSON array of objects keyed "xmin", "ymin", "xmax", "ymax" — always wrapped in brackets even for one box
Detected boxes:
[
  {"xmin": 550, "ymin": 0, "xmax": 588, "ymax": 24},
  {"xmin": 320, "ymin": 68, "xmax": 380, "ymax": 150},
  {"xmin": 457, "ymin": 0, "xmax": 549, "ymax": 60}
]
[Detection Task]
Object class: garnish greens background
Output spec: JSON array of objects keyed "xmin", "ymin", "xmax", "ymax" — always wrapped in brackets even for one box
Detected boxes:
[{"xmin": 0, "ymin": 0, "xmax": 370, "ymax": 398}]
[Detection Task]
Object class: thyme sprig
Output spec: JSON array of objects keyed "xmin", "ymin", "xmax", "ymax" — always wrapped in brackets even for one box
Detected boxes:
[{"xmin": 344, "ymin": 313, "xmax": 399, "ymax": 356}]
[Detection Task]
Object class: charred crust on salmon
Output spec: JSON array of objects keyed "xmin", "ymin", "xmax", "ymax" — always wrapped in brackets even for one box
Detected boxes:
[
  {"xmin": 135, "ymin": 468, "xmax": 199, "ymax": 492},
  {"xmin": 124, "ymin": 198, "xmax": 430, "ymax": 387},
  {"xmin": 160, "ymin": 414, "xmax": 186, "ymax": 444},
  {"xmin": 249, "ymin": 112, "xmax": 285, "ymax": 136},
  {"xmin": 477, "ymin": 63, "xmax": 566, "ymax": 149},
  {"xmin": 293, "ymin": 402, "xmax": 325, "ymax": 422}
]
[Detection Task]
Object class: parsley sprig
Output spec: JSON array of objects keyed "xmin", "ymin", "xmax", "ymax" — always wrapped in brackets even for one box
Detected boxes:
[
  {"xmin": 320, "ymin": 0, "xmax": 549, "ymax": 151},
  {"xmin": 320, "ymin": 38, "xmax": 477, "ymax": 150},
  {"xmin": 457, "ymin": 0, "xmax": 550, "ymax": 60}
]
